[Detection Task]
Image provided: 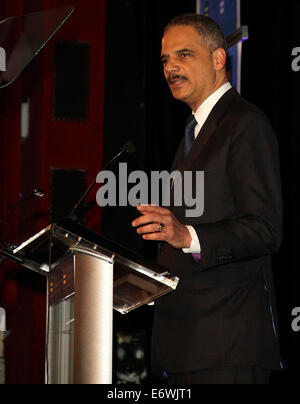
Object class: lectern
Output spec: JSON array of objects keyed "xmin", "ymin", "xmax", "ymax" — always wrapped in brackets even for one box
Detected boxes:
[{"xmin": 11, "ymin": 218, "xmax": 179, "ymax": 384}]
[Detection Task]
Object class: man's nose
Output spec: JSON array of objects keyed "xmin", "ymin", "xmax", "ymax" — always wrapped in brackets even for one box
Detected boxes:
[{"xmin": 165, "ymin": 58, "xmax": 179, "ymax": 73}]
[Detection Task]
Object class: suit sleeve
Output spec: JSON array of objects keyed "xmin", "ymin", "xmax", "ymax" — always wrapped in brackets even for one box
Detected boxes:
[{"xmin": 193, "ymin": 111, "xmax": 283, "ymax": 270}]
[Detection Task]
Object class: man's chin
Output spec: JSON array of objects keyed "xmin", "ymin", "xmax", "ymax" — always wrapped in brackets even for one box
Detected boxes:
[{"xmin": 170, "ymin": 88, "xmax": 190, "ymax": 103}]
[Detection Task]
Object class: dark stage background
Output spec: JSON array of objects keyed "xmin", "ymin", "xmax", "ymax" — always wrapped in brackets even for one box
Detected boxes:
[{"xmin": 0, "ymin": 0, "xmax": 299, "ymax": 384}]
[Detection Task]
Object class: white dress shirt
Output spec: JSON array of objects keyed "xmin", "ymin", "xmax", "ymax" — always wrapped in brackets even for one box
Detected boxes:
[{"xmin": 183, "ymin": 82, "xmax": 232, "ymax": 254}]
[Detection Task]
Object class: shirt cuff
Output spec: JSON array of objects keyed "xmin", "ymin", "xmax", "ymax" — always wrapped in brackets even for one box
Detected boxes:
[{"xmin": 182, "ymin": 225, "xmax": 201, "ymax": 254}]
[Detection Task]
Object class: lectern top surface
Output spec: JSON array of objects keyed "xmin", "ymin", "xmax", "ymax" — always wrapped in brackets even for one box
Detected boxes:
[{"xmin": 13, "ymin": 219, "xmax": 179, "ymax": 314}]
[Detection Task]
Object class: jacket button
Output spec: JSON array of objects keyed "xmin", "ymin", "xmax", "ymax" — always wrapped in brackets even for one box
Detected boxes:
[{"xmin": 217, "ymin": 255, "xmax": 233, "ymax": 261}]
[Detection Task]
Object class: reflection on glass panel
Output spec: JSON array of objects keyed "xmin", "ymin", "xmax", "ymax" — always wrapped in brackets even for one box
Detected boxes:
[
  {"xmin": 0, "ymin": 6, "xmax": 74, "ymax": 88},
  {"xmin": 48, "ymin": 295, "xmax": 74, "ymax": 384}
]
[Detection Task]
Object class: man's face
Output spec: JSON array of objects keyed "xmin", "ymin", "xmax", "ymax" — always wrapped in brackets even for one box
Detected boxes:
[{"xmin": 161, "ymin": 25, "xmax": 225, "ymax": 111}]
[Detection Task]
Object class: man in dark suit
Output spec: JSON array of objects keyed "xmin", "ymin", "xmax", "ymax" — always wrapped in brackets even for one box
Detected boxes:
[{"xmin": 132, "ymin": 14, "xmax": 283, "ymax": 384}]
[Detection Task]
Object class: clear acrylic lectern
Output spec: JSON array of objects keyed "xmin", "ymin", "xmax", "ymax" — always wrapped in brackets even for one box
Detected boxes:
[{"xmin": 12, "ymin": 218, "xmax": 179, "ymax": 384}]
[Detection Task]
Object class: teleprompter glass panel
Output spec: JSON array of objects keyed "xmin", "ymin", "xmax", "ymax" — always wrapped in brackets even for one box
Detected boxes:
[{"xmin": 0, "ymin": 6, "xmax": 74, "ymax": 88}]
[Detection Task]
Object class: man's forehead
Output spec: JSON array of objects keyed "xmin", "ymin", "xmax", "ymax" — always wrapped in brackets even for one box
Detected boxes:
[{"xmin": 161, "ymin": 25, "xmax": 202, "ymax": 53}]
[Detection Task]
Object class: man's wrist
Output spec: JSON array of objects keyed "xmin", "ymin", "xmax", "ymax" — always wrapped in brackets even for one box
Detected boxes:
[
  {"xmin": 182, "ymin": 226, "xmax": 201, "ymax": 253},
  {"xmin": 183, "ymin": 226, "xmax": 192, "ymax": 249}
]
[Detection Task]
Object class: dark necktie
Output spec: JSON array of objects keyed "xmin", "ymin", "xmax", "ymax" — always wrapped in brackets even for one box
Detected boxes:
[{"xmin": 183, "ymin": 114, "xmax": 197, "ymax": 160}]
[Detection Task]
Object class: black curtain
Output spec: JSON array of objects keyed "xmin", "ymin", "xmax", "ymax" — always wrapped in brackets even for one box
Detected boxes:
[
  {"xmin": 241, "ymin": 1, "xmax": 300, "ymax": 384},
  {"xmin": 103, "ymin": 0, "xmax": 195, "ymax": 255}
]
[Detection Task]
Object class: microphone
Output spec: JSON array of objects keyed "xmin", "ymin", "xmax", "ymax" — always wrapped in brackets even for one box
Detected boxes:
[
  {"xmin": 119, "ymin": 141, "xmax": 136, "ymax": 157},
  {"xmin": 102, "ymin": 141, "xmax": 136, "ymax": 172},
  {"xmin": 0, "ymin": 188, "xmax": 46, "ymax": 227},
  {"xmin": 0, "ymin": 187, "xmax": 45, "ymax": 264},
  {"xmin": 69, "ymin": 141, "xmax": 136, "ymax": 221}
]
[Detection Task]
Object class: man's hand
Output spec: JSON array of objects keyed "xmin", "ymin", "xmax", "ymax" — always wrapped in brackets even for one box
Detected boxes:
[{"xmin": 132, "ymin": 205, "xmax": 192, "ymax": 249}]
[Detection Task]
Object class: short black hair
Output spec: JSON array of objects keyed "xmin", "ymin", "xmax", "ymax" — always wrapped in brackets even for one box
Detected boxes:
[{"xmin": 164, "ymin": 13, "xmax": 227, "ymax": 52}]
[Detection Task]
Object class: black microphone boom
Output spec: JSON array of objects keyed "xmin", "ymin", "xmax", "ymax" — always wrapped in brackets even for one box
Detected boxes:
[
  {"xmin": 69, "ymin": 141, "xmax": 136, "ymax": 220},
  {"xmin": 0, "ymin": 246, "xmax": 24, "ymax": 264},
  {"xmin": 0, "ymin": 187, "xmax": 45, "ymax": 264}
]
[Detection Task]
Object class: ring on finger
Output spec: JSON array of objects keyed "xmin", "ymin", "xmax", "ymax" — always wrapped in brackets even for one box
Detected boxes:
[{"xmin": 158, "ymin": 223, "xmax": 166, "ymax": 232}]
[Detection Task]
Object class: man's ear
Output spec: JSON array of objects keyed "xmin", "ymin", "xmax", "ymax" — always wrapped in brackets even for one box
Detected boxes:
[{"xmin": 213, "ymin": 48, "xmax": 227, "ymax": 71}]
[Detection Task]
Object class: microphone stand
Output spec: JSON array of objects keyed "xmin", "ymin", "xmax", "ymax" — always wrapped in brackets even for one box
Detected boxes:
[{"xmin": 69, "ymin": 141, "xmax": 136, "ymax": 222}]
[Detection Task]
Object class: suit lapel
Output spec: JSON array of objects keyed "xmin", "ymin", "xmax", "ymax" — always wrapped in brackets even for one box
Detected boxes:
[
  {"xmin": 169, "ymin": 88, "xmax": 239, "ymax": 211},
  {"xmin": 178, "ymin": 88, "xmax": 239, "ymax": 171}
]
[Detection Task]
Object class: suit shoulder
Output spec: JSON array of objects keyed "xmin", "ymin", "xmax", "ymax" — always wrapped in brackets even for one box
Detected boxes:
[
  {"xmin": 225, "ymin": 91, "xmax": 278, "ymax": 147},
  {"xmin": 229, "ymin": 91, "xmax": 272, "ymax": 125}
]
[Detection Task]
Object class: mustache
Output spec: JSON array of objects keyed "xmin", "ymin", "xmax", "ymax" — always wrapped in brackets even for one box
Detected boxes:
[{"xmin": 167, "ymin": 74, "xmax": 188, "ymax": 84}]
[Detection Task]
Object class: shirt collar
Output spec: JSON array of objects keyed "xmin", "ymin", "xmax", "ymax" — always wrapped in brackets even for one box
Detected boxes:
[{"xmin": 193, "ymin": 82, "xmax": 232, "ymax": 135}]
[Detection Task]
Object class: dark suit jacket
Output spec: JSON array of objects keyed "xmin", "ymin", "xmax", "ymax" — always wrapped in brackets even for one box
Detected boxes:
[{"xmin": 151, "ymin": 88, "xmax": 283, "ymax": 376}]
